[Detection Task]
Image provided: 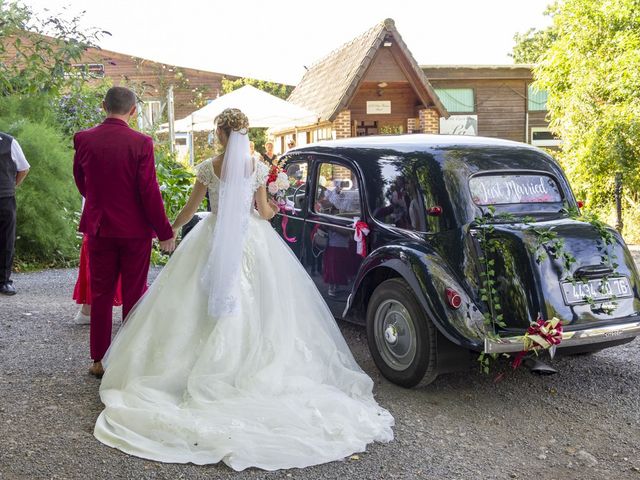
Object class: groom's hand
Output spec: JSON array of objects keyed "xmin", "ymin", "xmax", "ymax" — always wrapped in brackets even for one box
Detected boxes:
[{"xmin": 159, "ymin": 238, "xmax": 176, "ymax": 253}]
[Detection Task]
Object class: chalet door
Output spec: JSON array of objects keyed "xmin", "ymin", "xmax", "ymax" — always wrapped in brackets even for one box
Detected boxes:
[{"xmin": 303, "ymin": 158, "xmax": 364, "ymax": 318}]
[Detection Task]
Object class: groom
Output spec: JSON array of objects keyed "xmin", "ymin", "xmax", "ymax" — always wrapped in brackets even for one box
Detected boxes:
[{"xmin": 73, "ymin": 86, "xmax": 175, "ymax": 377}]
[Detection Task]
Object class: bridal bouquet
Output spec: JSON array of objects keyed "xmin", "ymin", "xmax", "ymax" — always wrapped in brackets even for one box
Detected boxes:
[{"xmin": 266, "ymin": 161, "xmax": 290, "ymax": 203}]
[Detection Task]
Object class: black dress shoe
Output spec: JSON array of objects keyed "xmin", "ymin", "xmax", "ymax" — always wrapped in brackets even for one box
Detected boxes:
[{"xmin": 0, "ymin": 283, "xmax": 16, "ymax": 296}]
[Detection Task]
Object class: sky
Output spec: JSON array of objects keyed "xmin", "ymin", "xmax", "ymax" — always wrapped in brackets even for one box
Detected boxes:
[{"xmin": 26, "ymin": 0, "xmax": 553, "ymax": 85}]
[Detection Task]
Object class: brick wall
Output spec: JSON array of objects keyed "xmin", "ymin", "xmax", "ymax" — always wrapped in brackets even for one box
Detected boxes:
[
  {"xmin": 418, "ymin": 108, "xmax": 440, "ymax": 134},
  {"xmin": 407, "ymin": 117, "xmax": 418, "ymax": 133},
  {"xmin": 333, "ymin": 110, "xmax": 352, "ymax": 138}
]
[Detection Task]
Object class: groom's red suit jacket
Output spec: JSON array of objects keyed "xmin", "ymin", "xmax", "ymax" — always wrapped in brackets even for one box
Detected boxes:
[{"xmin": 73, "ymin": 118, "xmax": 173, "ymax": 241}]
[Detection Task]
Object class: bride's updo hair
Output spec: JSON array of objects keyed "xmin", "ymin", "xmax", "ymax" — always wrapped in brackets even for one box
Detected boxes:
[{"xmin": 215, "ymin": 108, "xmax": 249, "ymax": 137}]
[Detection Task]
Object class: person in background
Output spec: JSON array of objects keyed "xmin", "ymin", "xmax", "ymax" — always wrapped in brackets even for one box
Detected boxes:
[
  {"xmin": 286, "ymin": 139, "xmax": 296, "ymax": 152},
  {"xmin": 0, "ymin": 131, "xmax": 30, "ymax": 296},
  {"xmin": 263, "ymin": 140, "xmax": 278, "ymax": 165},
  {"xmin": 249, "ymin": 141, "xmax": 264, "ymax": 164},
  {"xmin": 72, "ymin": 199, "xmax": 124, "ymax": 324}
]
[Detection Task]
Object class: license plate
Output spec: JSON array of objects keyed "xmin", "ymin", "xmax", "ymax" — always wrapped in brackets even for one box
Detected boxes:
[{"xmin": 561, "ymin": 277, "xmax": 633, "ymax": 305}]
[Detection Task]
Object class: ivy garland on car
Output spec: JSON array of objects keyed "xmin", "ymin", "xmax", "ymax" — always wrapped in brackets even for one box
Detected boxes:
[{"xmin": 474, "ymin": 204, "xmax": 621, "ymax": 374}]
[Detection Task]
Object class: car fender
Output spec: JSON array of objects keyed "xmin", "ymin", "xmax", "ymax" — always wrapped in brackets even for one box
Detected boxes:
[{"xmin": 346, "ymin": 244, "xmax": 485, "ymax": 350}]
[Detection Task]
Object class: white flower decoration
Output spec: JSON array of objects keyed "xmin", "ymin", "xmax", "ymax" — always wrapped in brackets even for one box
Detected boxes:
[{"xmin": 276, "ymin": 172, "xmax": 289, "ymax": 190}]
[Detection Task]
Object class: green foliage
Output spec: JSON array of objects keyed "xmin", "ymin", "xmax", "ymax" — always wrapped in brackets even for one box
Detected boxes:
[
  {"xmin": 510, "ymin": 26, "xmax": 557, "ymax": 63},
  {"xmin": 0, "ymin": 3, "xmax": 110, "ymax": 266},
  {"xmin": 0, "ymin": 97, "xmax": 80, "ymax": 264},
  {"xmin": 527, "ymin": 225, "xmax": 576, "ymax": 278},
  {"xmin": 0, "ymin": 92, "xmax": 56, "ymax": 125},
  {"xmin": 221, "ymin": 77, "xmax": 293, "ymax": 100},
  {"xmin": 474, "ymin": 206, "xmax": 507, "ymax": 336},
  {"xmin": 155, "ymin": 142, "xmax": 194, "ymax": 220},
  {"xmin": 152, "ymin": 141, "xmax": 194, "ymax": 265},
  {"xmin": 249, "ymin": 128, "xmax": 267, "ymax": 156},
  {"xmin": 532, "ymin": 0, "xmax": 640, "ymax": 242},
  {"xmin": 54, "ymin": 79, "xmax": 112, "ymax": 136},
  {"xmin": 0, "ymin": 1, "xmax": 108, "ymax": 96}
]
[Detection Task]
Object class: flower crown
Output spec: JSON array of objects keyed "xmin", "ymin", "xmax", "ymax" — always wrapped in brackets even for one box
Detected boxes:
[{"xmin": 215, "ymin": 108, "xmax": 249, "ymax": 132}]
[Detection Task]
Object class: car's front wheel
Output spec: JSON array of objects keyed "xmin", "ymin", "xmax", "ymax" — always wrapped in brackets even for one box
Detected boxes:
[{"xmin": 366, "ymin": 278, "xmax": 438, "ymax": 388}]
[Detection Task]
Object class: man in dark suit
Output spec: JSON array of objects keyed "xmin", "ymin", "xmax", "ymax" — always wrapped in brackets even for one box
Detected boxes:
[
  {"xmin": 0, "ymin": 132, "xmax": 30, "ymax": 295},
  {"xmin": 73, "ymin": 86, "xmax": 175, "ymax": 377}
]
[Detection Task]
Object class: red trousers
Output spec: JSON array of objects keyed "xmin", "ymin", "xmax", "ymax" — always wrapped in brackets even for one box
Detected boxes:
[{"xmin": 88, "ymin": 236, "xmax": 152, "ymax": 361}]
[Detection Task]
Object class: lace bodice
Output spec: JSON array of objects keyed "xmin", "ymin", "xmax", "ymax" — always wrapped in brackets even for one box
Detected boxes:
[{"xmin": 195, "ymin": 158, "xmax": 269, "ymax": 212}]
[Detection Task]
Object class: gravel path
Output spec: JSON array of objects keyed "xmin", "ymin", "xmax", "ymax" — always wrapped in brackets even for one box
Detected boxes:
[{"xmin": 1, "ymin": 264, "xmax": 640, "ymax": 480}]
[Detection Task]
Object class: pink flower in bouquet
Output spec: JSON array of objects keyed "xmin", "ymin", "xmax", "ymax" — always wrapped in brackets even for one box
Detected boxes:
[
  {"xmin": 268, "ymin": 182, "xmax": 280, "ymax": 195},
  {"xmin": 265, "ymin": 159, "xmax": 290, "ymax": 204}
]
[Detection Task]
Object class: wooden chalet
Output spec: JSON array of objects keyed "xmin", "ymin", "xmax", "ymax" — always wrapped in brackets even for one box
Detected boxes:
[{"xmin": 271, "ymin": 18, "xmax": 448, "ymax": 152}]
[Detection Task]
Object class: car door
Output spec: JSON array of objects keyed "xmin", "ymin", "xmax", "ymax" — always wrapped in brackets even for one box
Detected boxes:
[
  {"xmin": 272, "ymin": 155, "xmax": 309, "ymax": 259},
  {"xmin": 303, "ymin": 157, "xmax": 365, "ymax": 318}
]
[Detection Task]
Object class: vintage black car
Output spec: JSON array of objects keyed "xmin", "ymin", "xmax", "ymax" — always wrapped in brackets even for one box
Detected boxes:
[{"xmin": 273, "ymin": 134, "xmax": 640, "ymax": 387}]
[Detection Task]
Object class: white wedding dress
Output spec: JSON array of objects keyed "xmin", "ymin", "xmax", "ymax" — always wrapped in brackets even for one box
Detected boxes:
[{"xmin": 94, "ymin": 158, "xmax": 394, "ymax": 471}]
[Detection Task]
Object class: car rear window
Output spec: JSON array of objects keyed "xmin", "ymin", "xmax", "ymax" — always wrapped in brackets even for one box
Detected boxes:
[{"xmin": 469, "ymin": 174, "xmax": 562, "ymax": 205}]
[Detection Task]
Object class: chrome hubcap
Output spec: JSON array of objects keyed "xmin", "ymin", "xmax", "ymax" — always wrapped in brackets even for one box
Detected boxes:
[
  {"xmin": 374, "ymin": 299, "xmax": 417, "ymax": 371},
  {"xmin": 384, "ymin": 325, "xmax": 398, "ymax": 344}
]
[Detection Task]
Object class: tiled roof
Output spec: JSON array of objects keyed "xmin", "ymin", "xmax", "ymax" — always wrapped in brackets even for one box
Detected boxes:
[{"xmin": 288, "ymin": 18, "xmax": 447, "ymax": 122}]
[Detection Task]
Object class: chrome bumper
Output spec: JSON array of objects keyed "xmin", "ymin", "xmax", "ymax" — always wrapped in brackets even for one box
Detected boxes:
[{"xmin": 484, "ymin": 320, "xmax": 640, "ymax": 354}]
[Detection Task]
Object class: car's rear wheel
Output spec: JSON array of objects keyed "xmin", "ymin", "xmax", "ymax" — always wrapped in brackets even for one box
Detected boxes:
[{"xmin": 366, "ymin": 278, "xmax": 438, "ymax": 388}]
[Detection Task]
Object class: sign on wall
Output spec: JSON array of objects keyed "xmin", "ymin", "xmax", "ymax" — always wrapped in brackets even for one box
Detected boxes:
[
  {"xmin": 439, "ymin": 114, "xmax": 478, "ymax": 135},
  {"xmin": 366, "ymin": 101, "xmax": 391, "ymax": 114}
]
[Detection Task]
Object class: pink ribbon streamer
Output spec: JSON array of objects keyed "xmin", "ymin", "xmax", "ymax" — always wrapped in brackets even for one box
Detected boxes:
[
  {"xmin": 352, "ymin": 217, "xmax": 370, "ymax": 257},
  {"xmin": 279, "ymin": 204, "xmax": 297, "ymax": 243}
]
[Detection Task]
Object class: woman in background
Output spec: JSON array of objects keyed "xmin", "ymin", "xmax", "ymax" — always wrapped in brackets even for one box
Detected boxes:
[{"xmin": 72, "ymin": 199, "xmax": 123, "ymax": 324}]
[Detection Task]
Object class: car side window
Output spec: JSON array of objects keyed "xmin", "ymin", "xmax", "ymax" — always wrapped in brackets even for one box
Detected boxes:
[
  {"xmin": 374, "ymin": 161, "xmax": 428, "ymax": 232},
  {"xmin": 283, "ymin": 160, "xmax": 307, "ymax": 212},
  {"xmin": 313, "ymin": 162, "xmax": 361, "ymax": 219}
]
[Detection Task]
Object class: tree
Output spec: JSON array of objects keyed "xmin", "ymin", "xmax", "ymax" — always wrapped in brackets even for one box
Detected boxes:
[
  {"xmin": 0, "ymin": 2, "xmax": 110, "ymax": 265},
  {"xmin": 0, "ymin": 0, "xmax": 107, "ymax": 96},
  {"xmin": 0, "ymin": 95, "xmax": 81, "ymax": 264},
  {"xmin": 510, "ymin": 27, "xmax": 557, "ymax": 63},
  {"xmin": 221, "ymin": 77, "xmax": 294, "ymax": 100},
  {"xmin": 532, "ymin": 0, "xmax": 640, "ymax": 240}
]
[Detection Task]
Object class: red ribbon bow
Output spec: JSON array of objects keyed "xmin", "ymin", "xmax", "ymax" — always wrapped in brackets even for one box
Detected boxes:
[
  {"xmin": 512, "ymin": 315, "xmax": 563, "ymax": 369},
  {"xmin": 352, "ymin": 218, "xmax": 370, "ymax": 257}
]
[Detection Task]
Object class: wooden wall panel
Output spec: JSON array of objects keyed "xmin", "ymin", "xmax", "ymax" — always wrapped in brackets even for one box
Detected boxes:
[
  {"xmin": 81, "ymin": 48, "xmax": 234, "ymax": 118},
  {"xmin": 430, "ymin": 78, "xmax": 534, "ymax": 142},
  {"xmin": 363, "ymin": 49, "xmax": 408, "ymax": 83},
  {"xmin": 349, "ymin": 82, "xmax": 420, "ymax": 122}
]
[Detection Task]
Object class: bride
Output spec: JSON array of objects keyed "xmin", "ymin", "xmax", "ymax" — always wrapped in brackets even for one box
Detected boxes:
[{"xmin": 94, "ymin": 108, "xmax": 394, "ymax": 471}]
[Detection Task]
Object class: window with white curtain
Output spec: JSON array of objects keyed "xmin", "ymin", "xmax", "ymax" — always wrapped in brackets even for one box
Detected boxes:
[
  {"xmin": 434, "ymin": 88, "xmax": 475, "ymax": 113},
  {"xmin": 528, "ymin": 85, "xmax": 549, "ymax": 111}
]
